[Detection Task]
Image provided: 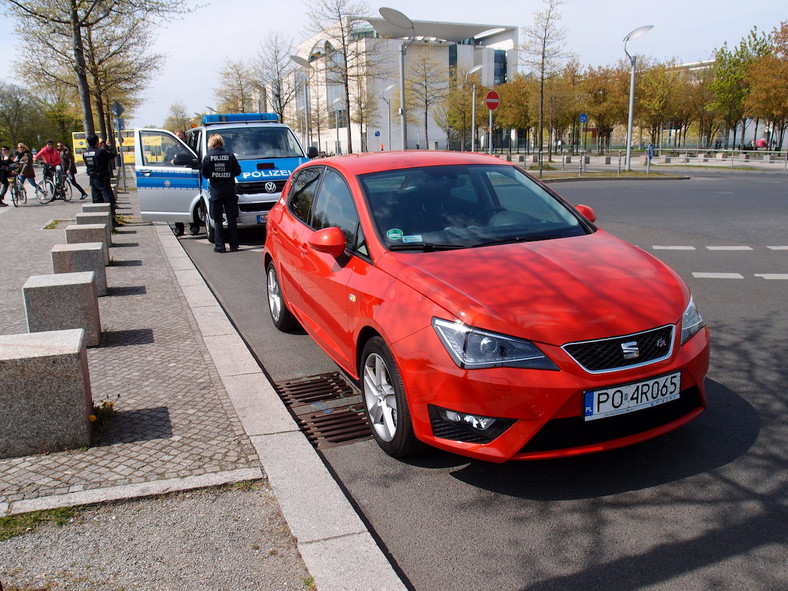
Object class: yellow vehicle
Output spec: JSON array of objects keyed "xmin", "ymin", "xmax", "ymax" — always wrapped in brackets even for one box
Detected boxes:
[{"xmin": 72, "ymin": 129, "xmax": 135, "ymax": 164}]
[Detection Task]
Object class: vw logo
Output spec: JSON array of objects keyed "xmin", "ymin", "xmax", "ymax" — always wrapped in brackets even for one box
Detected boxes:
[{"xmin": 265, "ymin": 182, "xmax": 277, "ymax": 193}]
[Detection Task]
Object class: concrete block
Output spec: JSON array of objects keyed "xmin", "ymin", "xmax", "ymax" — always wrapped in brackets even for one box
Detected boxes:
[
  {"xmin": 604, "ymin": 156, "xmax": 611, "ymax": 165},
  {"xmin": 564, "ymin": 155, "xmax": 572, "ymax": 163},
  {"xmin": 76, "ymin": 212, "xmax": 112, "ymax": 246},
  {"xmin": 23, "ymin": 272, "xmax": 101, "ymax": 347},
  {"xmin": 82, "ymin": 203, "xmax": 111, "ymax": 214},
  {"xmin": 51, "ymin": 242, "xmax": 107, "ymax": 296},
  {"xmin": 65, "ymin": 224, "xmax": 109, "ymax": 265},
  {"xmin": 0, "ymin": 329, "xmax": 93, "ymax": 459}
]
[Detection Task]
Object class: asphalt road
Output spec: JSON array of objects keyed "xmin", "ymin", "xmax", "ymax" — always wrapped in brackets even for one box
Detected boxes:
[{"xmin": 180, "ymin": 169, "xmax": 787, "ymax": 590}]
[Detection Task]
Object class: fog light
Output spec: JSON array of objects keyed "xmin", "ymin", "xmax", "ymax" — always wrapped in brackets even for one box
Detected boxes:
[{"xmin": 439, "ymin": 409, "xmax": 497, "ymax": 431}]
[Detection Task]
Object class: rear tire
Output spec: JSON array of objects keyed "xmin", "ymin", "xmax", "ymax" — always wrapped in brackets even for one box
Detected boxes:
[
  {"xmin": 37, "ymin": 180, "xmax": 54, "ymax": 204},
  {"xmin": 360, "ymin": 336, "xmax": 420, "ymax": 458},
  {"xmin": 266, "ymin": 261, "xmax": 297, "ymax": 331}
]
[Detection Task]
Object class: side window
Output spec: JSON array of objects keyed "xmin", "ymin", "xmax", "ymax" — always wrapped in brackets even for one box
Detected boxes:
[
  {"xmin": 139, "ymin": 130, "xmax": 192, "ymax": 167},
  {"xmin": 288, "ymin": 166, "xmax": 323, "ymax": 224},
  {"xmin": 312, "ymin": 168, "xmax": 363, "ymax": 252}
]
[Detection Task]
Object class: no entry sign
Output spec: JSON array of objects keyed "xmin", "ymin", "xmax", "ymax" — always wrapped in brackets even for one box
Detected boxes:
[{"xmin": 485, "ymin": 90, "xmax": 500, "ymax": 110}]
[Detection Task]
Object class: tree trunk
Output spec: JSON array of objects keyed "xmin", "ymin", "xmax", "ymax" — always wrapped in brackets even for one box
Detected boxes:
[{"xmin": 70, "ymin": 1, "xmax": 94, "ymax": 136}]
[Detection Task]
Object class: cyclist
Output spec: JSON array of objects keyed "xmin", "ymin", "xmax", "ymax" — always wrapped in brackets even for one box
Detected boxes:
[
  {"xmin": 57, "ymin": 142, "xmax": 88, "ymax": 199},
  {"xmin": 34, "ymin": 139, "xmax": 63, "ymax": 185},
  {"xmin": 0, "ymin": 146, "xmax": 11, "ymax": 206},
  {"xmin": 14, "ymin": 143, "xmax": 39, "ymax": 193}
]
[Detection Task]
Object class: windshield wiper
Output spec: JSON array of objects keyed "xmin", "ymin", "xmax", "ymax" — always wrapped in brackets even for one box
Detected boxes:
[
  {"xmin": 473, "ymin": 234, "xmax": 568, "ymax": 248},
  {"xmin": 388, "ymin": 242, "xmax": 466, "ymax": 252}
]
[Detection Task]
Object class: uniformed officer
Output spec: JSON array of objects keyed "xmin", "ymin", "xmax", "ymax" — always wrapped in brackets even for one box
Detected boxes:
[
  {"xmin": 201, "ymin": 134, "xmax": 242, "ymax": 253},
  {"xmin": 83, "ymin": 134, "xmax": 118, "ymax": 226}
]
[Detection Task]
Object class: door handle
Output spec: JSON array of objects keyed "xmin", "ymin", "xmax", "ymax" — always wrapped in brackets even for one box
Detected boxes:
[{"xmin": 139, "ymin": 170, "xmax": 152, "ymax": 177}]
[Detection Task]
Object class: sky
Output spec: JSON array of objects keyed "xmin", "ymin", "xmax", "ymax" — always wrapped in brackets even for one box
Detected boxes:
[{"xmin": 0, "ymin": 0, "xmax": 783, "ymax": 128}]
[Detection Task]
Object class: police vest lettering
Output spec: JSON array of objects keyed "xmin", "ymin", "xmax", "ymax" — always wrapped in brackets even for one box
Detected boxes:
[{"xmin": 241, "ymin": 169, "xmax": 291, "ymax": 180}]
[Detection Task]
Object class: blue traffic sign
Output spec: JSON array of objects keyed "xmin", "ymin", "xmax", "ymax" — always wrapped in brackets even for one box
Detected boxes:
[{"xmin": 579, "ymin": 113, "xmax": 588, "ymax": 123}]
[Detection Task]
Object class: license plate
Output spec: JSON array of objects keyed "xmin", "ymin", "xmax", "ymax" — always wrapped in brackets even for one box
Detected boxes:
[
  {"xmin": 256, "ymin": 215, "xmax": 265, "ymax": 224},
  {"xmin": 584, "ymin": 372, "xmax": 681, "ymax": 421}
]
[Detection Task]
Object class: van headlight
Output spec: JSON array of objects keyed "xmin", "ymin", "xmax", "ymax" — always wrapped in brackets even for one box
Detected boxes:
[
  {"xmin": 680, "ymin": 296, "xmax": 705, "ymax": 344},
  {"xmin": 432, "ymin": 318, "xmax": 558, "ymax": 370}
]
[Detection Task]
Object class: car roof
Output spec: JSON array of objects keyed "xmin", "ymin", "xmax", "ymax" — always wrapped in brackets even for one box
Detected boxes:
[{"xmin": 310, "ymin": 150, "xmax": 511, "ymax": 176}]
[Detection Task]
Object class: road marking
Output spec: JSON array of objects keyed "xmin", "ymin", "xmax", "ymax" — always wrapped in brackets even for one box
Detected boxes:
[
  {"xmin": 706, "ymin": 246, "xmax": 754, "ymax": 251},
  {"xmin": 653, "ymin": 245, "xmax": 696, "ymax": 250},
  {"xmin": 692, "ymin": 272, "xmax": 744, "ymax": 279},
  {"xmin": 767, "ymin": 246, "xmax": 788, "ymax": 250},
  {"xmin": 755, "ymin": 274, "xmax": 788, "ymax": 280}
]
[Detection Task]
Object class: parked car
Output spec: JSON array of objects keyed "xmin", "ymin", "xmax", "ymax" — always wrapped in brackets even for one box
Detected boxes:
[{"xmin": 263, "ymin": 151, "xmax": 710, "ymax": 462}]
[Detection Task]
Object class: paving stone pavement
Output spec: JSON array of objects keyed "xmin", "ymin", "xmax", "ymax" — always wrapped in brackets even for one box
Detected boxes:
[{"xmin": 0, "ymin": 187, "xmax": 261, "ymax": 505}]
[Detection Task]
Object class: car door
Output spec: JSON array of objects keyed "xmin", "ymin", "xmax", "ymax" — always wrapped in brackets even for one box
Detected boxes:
[
  {"xmin": 296, "ymin": 167, "xmax": 364, "ymax": 371},
  {"xmin": 135, "ymin": 129, "xmax": 200, "ymax": 222}
]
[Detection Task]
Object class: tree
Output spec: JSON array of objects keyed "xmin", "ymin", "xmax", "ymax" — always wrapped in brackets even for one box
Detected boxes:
[
  {"xmin": 495, "ymin": 73, "xmax": 535, "ymax": 152},
  {"xmin": 520, "ymin": 0, "xmax": 571, "ymax": 175},
  {"xmin": 407, "ymin": 48, "xmax": 448, "ymax": 149},
  {"xmin": 251, "ymin": 33, "xmax": 298, "ymax": 125},
  {"xmin": 0, "ymin": 82, "xmax": 44, "ymax": 147},
  {"xmin": 6, "ymin": 0, "xmax": 191, "ymax": 136},
  {"xmin": 163, "ymin": 101, "xmax": 197, "ymax": 131},
  {"xmin": 214, "ymin": 60, "xmax": 258, "ymax": 113},
  {"xmin": 744, "ymin": 22, "xmax": 788, "ymax": 148},
  {"xmin": 308, "ymin": 0, "xmax": 373, "ymax": 153}
]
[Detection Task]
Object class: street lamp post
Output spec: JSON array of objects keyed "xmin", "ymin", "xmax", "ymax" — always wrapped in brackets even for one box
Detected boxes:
[
  {"xmin": 466, "ymin": 64, "xmax": 483, "ymax": 152},
  {"xmin": 623, "ymin": 25, "xmax": 653, "ymax": 171},
  {"xmin": 382, "ymin": 84, "xmax": 395, "ymax": 150},
  {"xmin": 290, "ymin": 55, "xmax": 313, "ymax": 150},
  {"xmin": 332, "ymin": 97, "xmax": 343, "ymax": 154},
  {"xmin": 380, "ymin": 7, "xmax": 415, "ymax": 150}
]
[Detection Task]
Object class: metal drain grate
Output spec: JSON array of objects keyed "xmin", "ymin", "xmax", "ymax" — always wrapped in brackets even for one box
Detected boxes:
[{"xmin": 274, "ymin": 372, "xmax": 371, "ymax": 449}]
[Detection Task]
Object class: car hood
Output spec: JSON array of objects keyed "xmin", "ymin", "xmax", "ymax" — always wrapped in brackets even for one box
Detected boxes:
[{"xmin": 378, "ymin": 231, "xmax": 688, "ymax": 345}]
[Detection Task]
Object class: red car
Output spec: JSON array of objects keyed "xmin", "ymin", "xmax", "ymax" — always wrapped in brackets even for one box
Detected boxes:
[{"xmin": 263, "ymin": 151, "xmax": 710, "ymax": 462}]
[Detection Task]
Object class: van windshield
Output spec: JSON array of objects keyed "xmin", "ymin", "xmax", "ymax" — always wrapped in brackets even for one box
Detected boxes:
[{"xmin": 215, "ymin": 127, "xmax": 305, "ymax": 160}]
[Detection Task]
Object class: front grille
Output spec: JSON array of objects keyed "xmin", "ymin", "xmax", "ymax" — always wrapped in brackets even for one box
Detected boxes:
[
  {"xmin": 518, "ymin": 386, "xmax": 702, "ymax": 455},
  {"xmin": 237, "ymin": 180, "xmax": 287, "ymax": 195},
  {"xmin": 238, "ymin": 201, "xmax": 276, "ymax": 213},
  {"xmin": 563, "ymin": 325, "xmax": 674, "ymax": 373}
]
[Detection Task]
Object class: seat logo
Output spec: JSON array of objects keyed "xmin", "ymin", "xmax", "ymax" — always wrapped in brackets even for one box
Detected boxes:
[
  {"xmin": 265, "ymin": 182, "xmax": 277, "ymax": 193},
  {"xmin": 622, "ymin": 341, "xmax": 640, "ymax": 360}
]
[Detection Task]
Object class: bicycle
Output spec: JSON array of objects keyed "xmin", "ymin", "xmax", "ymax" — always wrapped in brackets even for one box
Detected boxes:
[
  {"xmin": 38, "ymin": 164, "xmax": 71, "ymax": 204},
  {"xmin": 9, "ymin": 169, "xmax": 27, "ymax": 207}
]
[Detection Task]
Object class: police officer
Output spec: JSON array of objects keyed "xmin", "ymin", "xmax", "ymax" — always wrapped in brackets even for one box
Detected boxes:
[
  {"xmin": 83, "ymin": 134, "xmax": 118, "ymax": 226},
  {"xmin": 201, "ymin": 133, "xmax": 241, "ymax": 253}
]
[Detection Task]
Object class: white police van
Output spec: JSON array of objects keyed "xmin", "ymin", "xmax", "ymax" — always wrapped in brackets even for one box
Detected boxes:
[{"xmin": 134, "ymin": 113, "xmax": 317, "ymax": 238}]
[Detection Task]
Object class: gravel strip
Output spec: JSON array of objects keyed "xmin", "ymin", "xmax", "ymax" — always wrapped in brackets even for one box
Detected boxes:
[{"xmin": 0, "ymin": 481, "xmax": 315, "ymax": 590}]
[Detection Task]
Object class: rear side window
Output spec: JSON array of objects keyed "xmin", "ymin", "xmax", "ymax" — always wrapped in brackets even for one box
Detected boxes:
[{"xmin": 288, "ymin": 167, "xmax": 323, "ymax": 223}]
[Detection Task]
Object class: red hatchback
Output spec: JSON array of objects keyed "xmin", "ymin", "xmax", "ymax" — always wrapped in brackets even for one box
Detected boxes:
[{"xmin": 263, "ymin": 151, "xmax": 710, "ymax": 462}]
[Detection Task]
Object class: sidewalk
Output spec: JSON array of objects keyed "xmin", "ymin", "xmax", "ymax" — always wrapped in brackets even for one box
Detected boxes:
[{"xmin": 0, "ymin": 183, "xmax": 405, "ymax": 590}]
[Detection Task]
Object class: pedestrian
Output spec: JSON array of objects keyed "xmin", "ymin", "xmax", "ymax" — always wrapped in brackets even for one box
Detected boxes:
[
  {"xmin": 0, "ymin": 145, "xmax": 12, "ymax": 206},
  {"xmin": 82, "ymin": 134, "xmax": 119, "ymax": 226},
  {"xmin": 57, "ymin": 142, "xmax": 88, "ymax": 199},
  {"xmin": 14, "ymin": 143, "xmax": 39, "ymax": 194},
  {"xmin": 201, "ymin": 133, "xmax": 241, "ymax": 253}
]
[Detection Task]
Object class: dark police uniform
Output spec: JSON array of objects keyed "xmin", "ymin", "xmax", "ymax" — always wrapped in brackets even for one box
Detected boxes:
[
  {"xmin": 82, "ymin": 138, "xmax": 118, "ymax": 225},
  {"xmin": 201, "ymin": 145, "xmax": 242, "ymax": 252}
]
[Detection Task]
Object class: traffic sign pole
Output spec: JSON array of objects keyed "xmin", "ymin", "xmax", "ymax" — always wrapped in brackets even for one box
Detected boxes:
[{"xmin": 485, "ymin": 91, "xmax": 499, "ymax": 156}]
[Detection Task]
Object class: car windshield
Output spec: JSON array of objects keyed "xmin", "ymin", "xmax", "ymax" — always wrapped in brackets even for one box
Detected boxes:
[
  {"xmin": 216, "ymin": 126, "xmax": 304, "ymax": 160},
  {"xmin": 359, "ymin": 164, "xmax": 590, "ymax": 250}
]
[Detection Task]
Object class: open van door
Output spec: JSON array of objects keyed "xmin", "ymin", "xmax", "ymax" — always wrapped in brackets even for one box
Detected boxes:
[{"xmin": 134, "ymin": 129, "xmax": 202, "ymax": 232}]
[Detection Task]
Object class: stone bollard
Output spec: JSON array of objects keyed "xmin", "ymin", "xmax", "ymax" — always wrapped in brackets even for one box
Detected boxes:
[
  {"xmin": 51, "ymin": 242, "xmax": 108, "ymax": 296},
  {"xmin": 65, "ymin": 223, "xmax": 109, "ymax": 265},
  {"xmin": 82, "ymin": 203, "xmax": 111, "ymax": 215},
  {"xmin": 76, "ymin": 212, "xmax": 112, "ymax": 246},
  {"xmin": 0, "ymin": 329, "xmax": 93, "ymax": 459},
  {"xmin": 23, "ymin": 271, "xmax": 102, "ymax": 347}
]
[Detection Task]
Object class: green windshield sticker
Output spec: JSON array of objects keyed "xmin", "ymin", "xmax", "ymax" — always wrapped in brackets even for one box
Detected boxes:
[{"xmin": 386, "ymin": 228, "xmax": 404, "ymax": 241}]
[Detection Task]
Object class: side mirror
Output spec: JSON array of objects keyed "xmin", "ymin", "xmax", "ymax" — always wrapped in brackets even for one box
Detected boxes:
[
  {"xmin": 308, "ymin": 227, "xmax": 346, "ymax": 259},
  {"xmin": 307, "ymin": 146, "xmax": 319, "ymax": 159},
  {"xmin": 173, "ymin": 152, "xmax": 200, "ymax": 168},
  {"xmin": 574, "ymin": 204, "xmax": 597, "ymax": 223}
]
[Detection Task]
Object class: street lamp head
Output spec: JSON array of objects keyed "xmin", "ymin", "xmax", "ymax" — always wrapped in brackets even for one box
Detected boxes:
[
  {"xmin": 467, "ymin": 64, "xmax": 484, "ymax": 78},
  {"xmin": 623, "ymin": 25, "xmax": 653, "ymax": 59},
  {"xmin": 383, "ymin": 84, "xmax": 396, "ymax": 97},
  {"xmin": 290, "ymin": 55, "xmax": 312, "ymax": 69}
]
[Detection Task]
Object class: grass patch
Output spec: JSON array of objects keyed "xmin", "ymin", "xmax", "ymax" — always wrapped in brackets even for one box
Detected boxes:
[{"xmin": 0, "ymin": 506, "xmax": 82, "ymax": 541}]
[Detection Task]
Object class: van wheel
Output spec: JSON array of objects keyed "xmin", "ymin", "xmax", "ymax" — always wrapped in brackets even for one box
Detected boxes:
[{"xmin": 206, "ymin": 217, "xmax": 215, "ymax": 243}]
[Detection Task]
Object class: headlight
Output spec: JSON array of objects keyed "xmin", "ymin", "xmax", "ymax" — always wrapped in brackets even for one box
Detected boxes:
[
  {"xmin": 432, "ymin": 318, "xmax": 558, "ymax": 370},
  {"xmin": 680, "ymin": 296, "xmax": 705, "ymax": 344}
]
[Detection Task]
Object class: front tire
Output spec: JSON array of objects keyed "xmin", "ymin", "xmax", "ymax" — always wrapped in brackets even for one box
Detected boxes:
[
  {"xmin": 360, "ymin": 336, "xmax": 420, "ymax": 458},
  {"xmin": 62, "ymin": 182, "xmax": 73, "ymax": 202},
  {"xmin": 37, "ymin": 180, "xmax": 54, "ymax": 204},
  {"xmin": 266, "ymin": 261, "xmax": 297, "ymax": 331}
]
